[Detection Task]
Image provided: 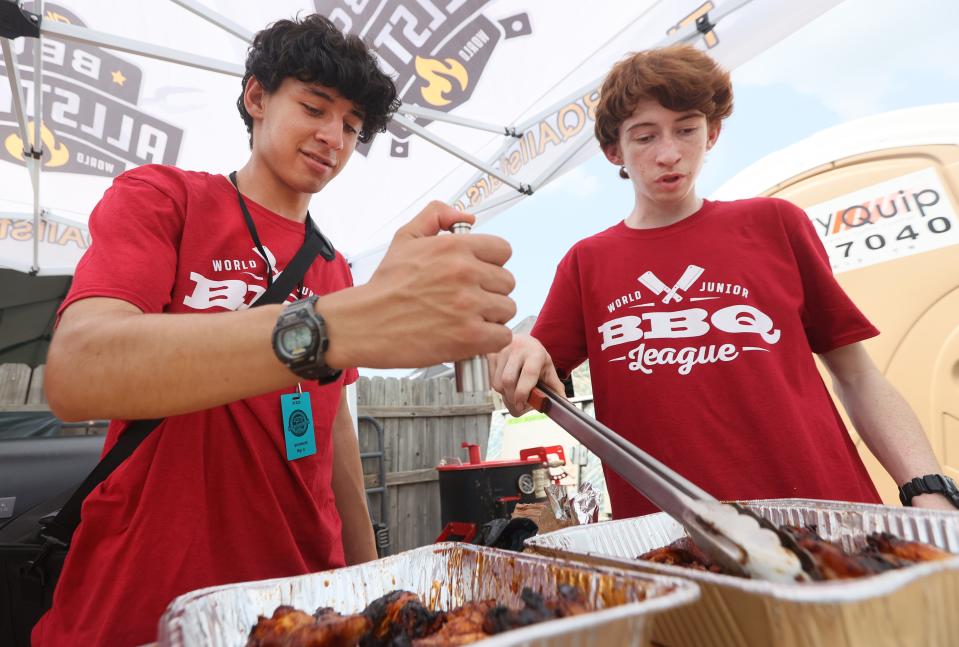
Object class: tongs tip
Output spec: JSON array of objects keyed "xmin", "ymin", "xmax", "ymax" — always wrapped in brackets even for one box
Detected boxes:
[{"xmin": 686, "ymin": 500, "xmax": 808, "ymax": 583}]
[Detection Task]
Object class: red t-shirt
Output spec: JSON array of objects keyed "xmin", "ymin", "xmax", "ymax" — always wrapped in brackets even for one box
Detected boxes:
[
  {"xmin": 532, "ymin": 197, "xmax": 881, "ymax": 519},
  {"xmin": 33, "ymin": 165, "xmax": 359, "ymax": 647}
]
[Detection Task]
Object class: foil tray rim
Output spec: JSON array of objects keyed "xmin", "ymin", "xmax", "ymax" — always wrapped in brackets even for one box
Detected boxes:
[
  {"xmin": 524, "ymin": 498, "xmax": 959, "ymax": 602},
  {"xmin": 158, "ymin": 542, "xmax": 701, "ymax": 646}
]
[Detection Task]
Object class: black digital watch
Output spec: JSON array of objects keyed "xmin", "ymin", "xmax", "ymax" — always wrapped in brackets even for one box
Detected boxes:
[
  {"xmin": 272, "ymin": 296, "xmax": 342, "ymax": 384},
  {"xmin": 898, "ymin": 474, "xmax": 959, "ymax": 509}
]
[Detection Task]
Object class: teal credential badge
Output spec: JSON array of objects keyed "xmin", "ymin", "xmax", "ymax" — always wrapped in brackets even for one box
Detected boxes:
[{"xmin": 280, "ymin": 391, "xmax": 316, "ymax": 461}]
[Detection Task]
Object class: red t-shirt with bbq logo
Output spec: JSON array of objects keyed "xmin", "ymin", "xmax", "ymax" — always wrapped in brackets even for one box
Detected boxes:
[
  {"xmin": 532, "ymin": 197, "xmax": 882, "ymax": 520},
  {"xmin": 33, "ymin": 165, "xmax": 358, "ymax": 647}
]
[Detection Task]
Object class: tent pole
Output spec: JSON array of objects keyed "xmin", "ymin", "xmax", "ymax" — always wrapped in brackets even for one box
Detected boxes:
[
  {"xmin": 167, "ymin": 0, "xmax": 254, "ymax": 42},
  {"xmin": 30, "ymin": 0, "xmax": 43, "ymax": 275},
  {"xmin": 2, "ymin": 210, "xmax": 85, "ymax": 229},
  {"xmin": 468, "ymin": 189, "xmax": 527, "ymax": 217},
  {"xmin": 660, "ymin": 0, "xmax": 757, "ymax": 47},
  {"xmin": 515, "ymin": 77, "xmax": 601, "ymax": 134},
  {"xmin": 512, "ymin": 0, "xmax": 756, "ymax": 136},
  {"xmin": 398, "ymin": 103, "xmax": 521, "ymax": 138},
  {"xmin": 39, "ymin": 21, "xmax": 243, "ymax": 76},
  {"xmin": 392, "ymin": 114, "xmax": 531, "ymax": 195},
  {"xmin": 0, "ymin": 38, "xmax": 37, "ymax": 191},
  {"xmin": 452, "ymin": 133, "xmax": 597, "ymax": 216},
  {"xmin": 528, "ymin": 132, "xmax": 598, "ymax": 192},
  {"xmin": 446, "ymin": 138, "xmax": 521, "ymax": 205},
  {"xmin": 454, "ymin": 0, "xmax": 757, "ymax": 209}
]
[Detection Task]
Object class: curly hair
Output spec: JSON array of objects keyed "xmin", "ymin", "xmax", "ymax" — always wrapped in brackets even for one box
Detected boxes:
[
  {"xmin": 594, "ymin": 44, "xmax": 733, "ymax": 150},
  {"xmin": 237, "ymin": 14, "xmax": 399, "ymax": 147}
]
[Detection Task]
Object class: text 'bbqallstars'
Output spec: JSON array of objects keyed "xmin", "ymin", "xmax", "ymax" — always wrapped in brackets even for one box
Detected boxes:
[
  {"xmin": 453, "ymin": 89, "xmax": 600, "ymax": 210},
  {"xmin": 0, "ymin": 4, "xmax": 182, "ymax": 177},
  {"xmin": 600, "ymin": 266, "xmax": 778, "ymax": 377},
  {"xmin": 0, "ymin": 218, "xmax": 89, "ymax": 250}
]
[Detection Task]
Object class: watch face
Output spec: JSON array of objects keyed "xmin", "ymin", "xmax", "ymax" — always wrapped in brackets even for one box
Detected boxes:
[{"xmin": 279, "ymin": 324, "xmax": 313, "ymax": 359}]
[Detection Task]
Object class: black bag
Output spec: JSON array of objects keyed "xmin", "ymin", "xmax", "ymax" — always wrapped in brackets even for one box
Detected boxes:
[
  {"xmin": 0, "ymin": 214, "xmax": 333, "ymax": 647},
  {"xmin": 0, "ymin": 489, "xmax": 70, "ymax": 647}
]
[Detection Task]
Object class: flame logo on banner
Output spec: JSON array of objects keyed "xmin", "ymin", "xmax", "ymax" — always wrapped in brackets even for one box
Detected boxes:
[
  {"xmin": 0, "ymin": 3, "xmax": 182, "ymax": 176},
  {"xmin": 415, "ymin": 56, "xmax": 469, "ymax": 107},
  {"xmin": 4, "ymin": 121, "xmax": 69, "ymax": 167}
]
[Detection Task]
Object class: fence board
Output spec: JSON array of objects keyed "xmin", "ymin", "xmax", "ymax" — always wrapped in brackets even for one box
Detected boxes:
[
  {"xmin": 363, "ymin": 467, "xmax": 437, "ymax": 488},
  {"xmin": 356, "ymin": 375, "xmax": 492, "ymax": 554},
  {"xmin": 26, "ymin": 364, "xmax": 45, "ymax": 404},
  {"xmin": 0, "ymin": 363, "xmax": 31, "ymax": 406}
]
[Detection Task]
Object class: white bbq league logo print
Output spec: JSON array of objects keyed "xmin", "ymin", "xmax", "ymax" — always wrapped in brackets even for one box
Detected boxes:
[
  {"xmin": 183, "ymin": 246, "xmax": 314, "ymax": 311},
  {"xmin": 599, "ymin": 265, "xmax": 779, "ymax": 376}
]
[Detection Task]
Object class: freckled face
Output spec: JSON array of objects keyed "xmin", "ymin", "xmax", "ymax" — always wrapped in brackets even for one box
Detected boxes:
[{"xmin": 604, "ymin": 99, "xmax": 719, "ymax": 209}]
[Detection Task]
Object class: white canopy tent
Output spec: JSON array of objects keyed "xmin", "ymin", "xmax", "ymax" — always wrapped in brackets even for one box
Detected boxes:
[{"xmin": 0, "ymin": 0, "xmax": 843, "ymax": 285}]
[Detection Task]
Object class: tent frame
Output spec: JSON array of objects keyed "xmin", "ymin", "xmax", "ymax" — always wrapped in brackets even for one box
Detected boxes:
[{"xmin": 0, "ymin": 0, "xmax": 752, "ymax": 274}]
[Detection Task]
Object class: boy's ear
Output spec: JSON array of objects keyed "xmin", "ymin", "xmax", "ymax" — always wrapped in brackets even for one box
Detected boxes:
[
  {"xmin": 602, "ymin": 142, "xmax": 623, "ymax": 166},
  {"xmin": 706, "ymin": 121, "xmax": 722, "ymax": 151},
  {"xmin": 243, "ymin": 76, "xmax": 266, "ymax": 120}
]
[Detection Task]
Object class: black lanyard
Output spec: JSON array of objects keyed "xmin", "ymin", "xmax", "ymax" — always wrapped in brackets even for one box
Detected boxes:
[{"xmin": 229, "ymin": 170, "xmax": 318, "ymax": 292}]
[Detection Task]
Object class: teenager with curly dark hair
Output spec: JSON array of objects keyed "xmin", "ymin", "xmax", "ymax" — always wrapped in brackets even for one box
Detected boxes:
[
  {"xmin": 35, "ymin": 15, "xmax": 515, "ymax": 647},
  {"xmin": 237, "ymin": 14, "xmax": 398, "ymax": 146},
  {"xmin": 490, "ymin": 45, "xmax": 953, "ymax": 520}
]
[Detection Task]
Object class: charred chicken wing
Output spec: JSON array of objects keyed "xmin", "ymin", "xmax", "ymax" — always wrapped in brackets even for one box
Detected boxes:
[{"xmin": 248, "ymin": 605, "xmax": 371, "ymax": 647}]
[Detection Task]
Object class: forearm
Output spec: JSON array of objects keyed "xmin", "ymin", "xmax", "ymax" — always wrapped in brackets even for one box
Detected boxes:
[
  {"xmin": 330, "ymin": 400, "xmax": 377, "ymax": 564},
  {"xmin": 47, "ymin": 203, "xmax": 517, "ymax": 421},
  {"xmin": 833, "ymin": 372, "xmax": 941, "ymax": 484},
  {"xmin": 46, "ymin": 297, "xmax": 300, "ymax": 421},
  {"xmin": 46, "ymin": 285, "xmax": 395, "ymax": 421}
]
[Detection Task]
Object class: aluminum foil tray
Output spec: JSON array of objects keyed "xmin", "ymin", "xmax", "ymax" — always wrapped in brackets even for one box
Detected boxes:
[
  {"xmin": 157, "ymin": 542, "xmax": 699, "ymax": 647},
  {"xmin": 525, "ymin": 498, "xmax": 959, "ymax": 647}
]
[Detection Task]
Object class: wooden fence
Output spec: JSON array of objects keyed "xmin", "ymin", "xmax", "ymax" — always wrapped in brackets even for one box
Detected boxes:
[
  {"xmin": 356, "ymin": 376, "xmax": 493, "ymax": 554},
  {"xmin": 0, "ymin": 362, "xmax": 47, "ymax": 411},
  {"xmin": 0, "ymin": 363, "xmax": 106, "ymax": 435},
  {"xmin": 0, "ymin": 364, "xmax": 493, "ymax": 554}
]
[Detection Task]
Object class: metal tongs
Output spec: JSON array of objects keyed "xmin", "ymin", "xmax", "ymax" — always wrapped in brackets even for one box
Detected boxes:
[{"xmin": 528, "ymin": 383, "xmax": 815, "ymax": 583}]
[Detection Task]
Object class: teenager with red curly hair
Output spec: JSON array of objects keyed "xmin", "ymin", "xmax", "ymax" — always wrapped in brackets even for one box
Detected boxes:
[{"xmin": 490, "ymin": 45, "xmax": 957, "ymax": 519}]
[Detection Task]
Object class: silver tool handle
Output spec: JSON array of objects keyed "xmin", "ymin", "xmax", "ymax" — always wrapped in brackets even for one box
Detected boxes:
[{"xmin": 452, "ymin": 222, "xmax": 490, "ymax": 393}]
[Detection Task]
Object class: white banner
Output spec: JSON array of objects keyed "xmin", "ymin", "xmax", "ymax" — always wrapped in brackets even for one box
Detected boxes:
[
  {"xmin": 806, "ymin": 168, "xmax": 959, "ymax": 273},
  {"xmin": 0, "ymin": 0, "xmax": 844, "ymax": 277}
]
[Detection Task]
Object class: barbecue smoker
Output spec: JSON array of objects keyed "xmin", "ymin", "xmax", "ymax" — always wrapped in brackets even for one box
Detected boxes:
[{"xmin": 435, "ymin": 443, "xmax": 567, "ymax": 542}]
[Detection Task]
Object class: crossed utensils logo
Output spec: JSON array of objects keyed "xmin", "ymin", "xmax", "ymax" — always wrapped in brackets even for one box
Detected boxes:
[{"xmin": 639, "ymin": 265, "xmax": 704, "ymax": 304}]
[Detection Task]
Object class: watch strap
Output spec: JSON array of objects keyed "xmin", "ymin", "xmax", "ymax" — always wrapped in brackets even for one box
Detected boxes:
[
  {"xmin": 899, "ymin": 474, "xmax": 959, "ymax": 508},
  {"xmin": 274, "ymin": 296, "xmax": 342, "ymax": 384}
]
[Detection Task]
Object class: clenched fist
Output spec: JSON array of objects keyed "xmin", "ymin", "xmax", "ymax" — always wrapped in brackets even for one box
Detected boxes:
[{"xmin": 321, "ymin": 202, "xmax": 517, "ymax": 369}]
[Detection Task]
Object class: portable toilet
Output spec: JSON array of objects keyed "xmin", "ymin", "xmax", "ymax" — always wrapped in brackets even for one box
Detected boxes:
[{"xmin": 712, "ymin": 103, "xmax": 959, "ymax": 504}]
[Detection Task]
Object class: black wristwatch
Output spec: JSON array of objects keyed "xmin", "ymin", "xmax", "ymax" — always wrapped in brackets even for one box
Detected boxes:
[
  {"xmin": 898, "ymin": 474, "xmax": 959, "ymax": 509},
  {"xmin": 272, "ymin": 296, "xmax": 342, "ymax": 384}
]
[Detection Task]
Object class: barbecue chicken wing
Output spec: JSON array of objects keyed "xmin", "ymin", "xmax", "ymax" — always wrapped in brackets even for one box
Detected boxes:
[
  {"xmin": 360, "ymin": 590, "xmax": 446, "ymax": 647},
  {"xmin": 867, "ymin": 532, "xmax": 954, "ymax": 562},
  {"xmin": 251, "ymin": 585, "xmax": 594, "ymax": 647},
  {"xmin": 483, "ymin": 585, "xmax": 588, "ymax": 634},
  {"xmin": 638, "ymin": 536, "xmax": 722, "ymax": 573},
  {"xmin": 411, "ymin": 600, "xmax": 495, "ymax": 646},
  {"xmin": 247, "ymin": 605, "xmax": 371, "ymax": 647},
  {"xmin": 641, "ymin": 523, "xmax": 955, "ymax": 582}
]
